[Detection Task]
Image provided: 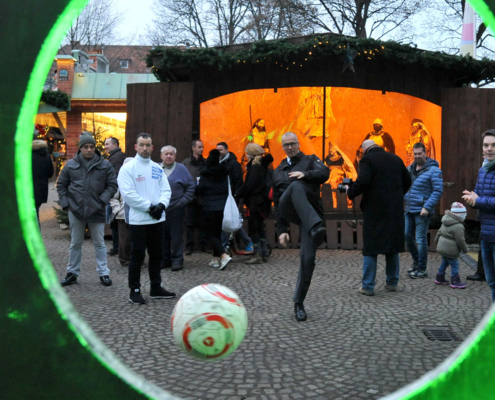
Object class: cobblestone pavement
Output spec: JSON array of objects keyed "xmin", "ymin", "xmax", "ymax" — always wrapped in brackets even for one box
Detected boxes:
[{"xmin": 40, "ymin": 183, "xmax": 492, "ymax": 400}]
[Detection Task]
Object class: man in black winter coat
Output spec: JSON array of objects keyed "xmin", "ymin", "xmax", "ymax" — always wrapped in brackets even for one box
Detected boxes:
[
  {"xmin": 273, "ymin": 132, "xmax": 330, "ymax": 322},
  {"xmin": 217, "ymin": 142, "xmax": 244, "ymax": 194},
  {"xmin": 32, "ymin": 139, "xmax": 54, "ymax": 225},
  {"xmin": 104, "ymin": 137, "xmax": 127, "ymax": 256},
  {"xmin": 182, "ymin": 139, "xmax": 209, "ymax": 254},
  {"xmin": 347, "ymin": 140, "xmax": 411, "ymax": 296},
  {"xmin": 104, "ymin": 137, "xmax": 126, "ymax": 175}
]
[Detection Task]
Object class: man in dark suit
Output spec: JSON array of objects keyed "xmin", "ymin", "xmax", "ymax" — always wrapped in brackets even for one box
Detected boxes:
[
  {"xmin": 273, "ymin": 132, "xmax": 330, "ymax": 322},
  {"xmin": 347, "ymin": 140, "xmax": 411, "ymax": 296}
]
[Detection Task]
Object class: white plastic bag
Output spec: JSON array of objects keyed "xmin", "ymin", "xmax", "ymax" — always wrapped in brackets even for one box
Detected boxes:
[{"xmin": 222, "ymin": 177, "xmax": 242, "ymax": 232}]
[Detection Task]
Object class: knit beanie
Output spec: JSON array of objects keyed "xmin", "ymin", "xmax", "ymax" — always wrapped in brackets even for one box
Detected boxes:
[
  {"xmin": 451, "ymin": 202, "xmax": 467, "ymax": 220},
  {"xmin": 79, "ymin": 131, "xmax": 96, "ymax": 148},
  {"xmin": 245, "ymin": 143, "xmax": 264, "ymax": 156},
  {"xmin": 411, "ymin": 118, "xmax": 424, "ymax": 125}
]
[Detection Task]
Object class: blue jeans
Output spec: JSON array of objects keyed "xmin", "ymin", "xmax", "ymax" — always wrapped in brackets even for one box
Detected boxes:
[
  {"xmin": 480, "ymin": 240, "xmax": 495, "ymax": 302},
  {"xmin": 405, "ymin": 212, "xmax": 431, "ymax": 271},
  {"xmin": 362, "ymin": 254, "xmax": 400, "ymax": 292},
  {"xmin": 221, "ymin": 227, "xmax": 251, "ymax": 248},
  {"xmin": 438, "ymin": 257, "xmax": 459, "ymax": 276},
  {"xmin": 67, "ymin": 211, "xmax": 110, "ymax": 277}
]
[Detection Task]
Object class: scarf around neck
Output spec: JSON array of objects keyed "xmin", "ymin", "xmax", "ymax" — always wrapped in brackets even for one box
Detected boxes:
[{"xmin": 483, "ymin": 158, "xmax": 495, "ymax": 172}]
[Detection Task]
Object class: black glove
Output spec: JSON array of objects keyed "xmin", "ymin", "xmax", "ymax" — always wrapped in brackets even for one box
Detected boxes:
[{"xmin": 148, "ymin": 203, "xmax": 165, "ymax": 220}]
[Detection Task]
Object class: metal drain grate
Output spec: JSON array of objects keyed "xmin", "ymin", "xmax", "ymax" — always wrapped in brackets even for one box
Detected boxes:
[{"xmin": 420, "ymin": 326, "xmax": 461, "ymax": 341}]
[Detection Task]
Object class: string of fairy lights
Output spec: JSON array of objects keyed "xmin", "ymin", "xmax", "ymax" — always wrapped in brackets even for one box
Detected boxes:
[{"xmin": 147, "ymin": 34, "xmax": 494, "ymax": 82}]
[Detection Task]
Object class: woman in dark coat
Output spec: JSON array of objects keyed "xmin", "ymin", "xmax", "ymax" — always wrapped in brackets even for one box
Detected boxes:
[
  {"xmin": 32, "ymin": 139, "xmax": 54, "ymax": 225},
  {"xmin": 195, "ymin": 149, "xmax": 232, "ymax": 270},
  {"xmin": 236, "ymin": 143, "xmax": 274, "ymax": 264},
  {"xmin": 347, "ymin": 142, "xmax": 411, "ymax": 294}
]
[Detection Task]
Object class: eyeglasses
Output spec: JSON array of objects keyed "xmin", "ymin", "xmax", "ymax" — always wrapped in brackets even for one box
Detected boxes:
[{"xmin": 282, "ymin": 142, "xmax": 299, "ymax": 148}]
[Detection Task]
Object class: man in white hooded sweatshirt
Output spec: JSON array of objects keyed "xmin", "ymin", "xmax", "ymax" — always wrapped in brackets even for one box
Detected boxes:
[{"xmin": 118, "ymin": 133, "xmax": 175, "ymax": 304}]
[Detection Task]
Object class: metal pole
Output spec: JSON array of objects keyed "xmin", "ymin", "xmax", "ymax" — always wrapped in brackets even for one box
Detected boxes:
[{"xmin": 322, "ymin": 86, "xmax": 326, "ymax": 161}]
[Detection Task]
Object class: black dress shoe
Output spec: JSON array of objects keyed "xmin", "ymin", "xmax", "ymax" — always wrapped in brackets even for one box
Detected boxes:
[
  {"xmin": 185, "ymin": 248, "xmax": 193, "ymax": 256},
  {"xmin": 107, "ymin": 249, "xmax": 118, "ymax": 256},
  {"xmin": 467, "ymin": 273, "xmax": 486, "ymax": 281},
  {"xmin": 309, "ymin": 223, "xmax": 326, "ymax": 248},
  {"xmin": 294, "ymin": 303, "xmax": 307, "ymax": 321}
]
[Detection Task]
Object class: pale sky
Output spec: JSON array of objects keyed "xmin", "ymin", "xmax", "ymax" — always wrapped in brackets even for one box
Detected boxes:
[{"xmin": 115, "ymin": 0, "xmax": 155, "ymax": 44}]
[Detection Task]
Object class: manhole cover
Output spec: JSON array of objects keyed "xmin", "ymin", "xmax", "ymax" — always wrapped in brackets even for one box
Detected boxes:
[{"xmin": 419, "ymin": 325, "xmax": 461, "ymax": 341}]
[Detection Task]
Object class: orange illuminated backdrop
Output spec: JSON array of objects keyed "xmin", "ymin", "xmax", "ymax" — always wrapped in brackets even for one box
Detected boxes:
[{"xmin": 200, "ymin": 87, "xmax": 441, "ymax": 169}]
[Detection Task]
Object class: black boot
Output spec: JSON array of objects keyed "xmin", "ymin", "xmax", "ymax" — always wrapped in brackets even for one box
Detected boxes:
[{"xmin": 294, "ymin": 303, "xmax": 307, "ymax": 321}]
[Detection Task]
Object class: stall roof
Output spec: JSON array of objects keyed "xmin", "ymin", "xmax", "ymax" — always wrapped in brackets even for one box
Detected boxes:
[{"xmin": 71, "ymin": 73, "xmax": 158, "ymax": 99}]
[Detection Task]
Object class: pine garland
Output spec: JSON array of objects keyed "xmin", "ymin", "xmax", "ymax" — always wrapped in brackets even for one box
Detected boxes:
[
  {"xmin": 40, "ymin": 90, "xmax": 70, "ymax": 110},
  {"xmin": 146, "ymin": 34, "xmax": 495, "ymax": 84},
  {"xmin": 53, "ymin": 200, "xmax": 69, "ymax": 226}
]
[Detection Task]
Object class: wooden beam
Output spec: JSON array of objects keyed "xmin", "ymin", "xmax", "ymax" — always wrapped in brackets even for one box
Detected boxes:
[{"xmin": 52, "ymin": 112, "xmax": 67, "ymax": 139}]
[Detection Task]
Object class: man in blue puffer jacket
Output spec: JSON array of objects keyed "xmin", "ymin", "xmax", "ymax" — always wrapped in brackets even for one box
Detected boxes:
[
  {"xmin": 463, "ymin": 129, "xmax": 495, "ymax": 302},
  {"xmin": 404, "ymin": 142, "xmax": 444, "ymax": 278}
]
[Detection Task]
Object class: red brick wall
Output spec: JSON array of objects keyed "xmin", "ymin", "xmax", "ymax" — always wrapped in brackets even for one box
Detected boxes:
[
  {"xmin": 66, "ymin": 111, "xmax": 81, "ymax": 160},
  {"xmin": 56, "ymin": 59, "xmax": 74, "ymax": 96},
  {"xmin": 65, "ymin": 101, "xmax": 126, "ymax": 159}
]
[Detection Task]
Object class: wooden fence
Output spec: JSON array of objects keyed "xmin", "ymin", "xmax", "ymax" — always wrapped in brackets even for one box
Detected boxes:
[{"xmin": 248, "ymin": 183, "xmax": 439, "ymax": 252}]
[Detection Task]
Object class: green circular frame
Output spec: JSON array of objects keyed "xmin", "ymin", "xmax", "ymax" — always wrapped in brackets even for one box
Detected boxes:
[{"xmin": 5, "ymin": 0, "xmax": 495, "ymax": 398}]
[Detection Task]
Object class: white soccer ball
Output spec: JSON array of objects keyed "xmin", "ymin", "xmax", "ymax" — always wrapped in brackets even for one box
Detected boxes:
[{"xmin": 171, "ymin": 283, "xmax": 248, "ymax": 361}]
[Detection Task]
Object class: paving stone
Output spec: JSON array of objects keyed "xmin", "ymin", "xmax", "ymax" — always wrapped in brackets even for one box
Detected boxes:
[{"xmin": 39, "ymin": 182, "xmax": 492, "ymax": 400}]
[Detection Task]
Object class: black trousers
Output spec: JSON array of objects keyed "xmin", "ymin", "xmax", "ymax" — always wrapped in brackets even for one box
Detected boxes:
[
  {"xmin": 248, "ymin": 208, "xmax": 265, "ymax": 244},
  {"xmin": 163, "ymin": 208, "xmax": 185, "ymax": 266},
  {"xmin": 279, "ymin": 181, "xmax": 323, "ymax": 304},
  {"xmin": 128, "ymin": 222, "xmax": 164, "ymax": 290},
  {"xmin": 185, "ymin": 203, "xmax": 209, "ymax": 250},
  {"xmin": 204, "ymin": 210, "xmax": 225, "ymax": 257}
]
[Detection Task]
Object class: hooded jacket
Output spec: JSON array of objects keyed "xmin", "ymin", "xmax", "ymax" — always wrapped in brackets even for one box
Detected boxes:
[
  {"xmin": 118, "ymin": 154, "xmax": 171, "ymax": 225},
  {"xmin": 57, "ymin": 149, "xmax": 117, "ymax": 222},
  {"xmin": 404, "ymin": 157, "xmax": 443, "ymax": 214},
  {"xmin": 435, "ymin": 211, "xmax": 469, "ymax": 258},
  {"xmin": 32, "ymin": 140, "xmax": 54, "ymax": 204},
  {"xmin": 195, "ymin": 163, "xmax": 229, "ymax": 212}
]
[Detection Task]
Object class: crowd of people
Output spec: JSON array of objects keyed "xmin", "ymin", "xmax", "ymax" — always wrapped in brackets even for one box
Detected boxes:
[{"xmin": 32, "ymin": 127, "xmax": 495, "ymax": 320}]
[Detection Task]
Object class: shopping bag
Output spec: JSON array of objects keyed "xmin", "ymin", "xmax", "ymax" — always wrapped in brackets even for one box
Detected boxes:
[{"xmin": 222, "ymin": 177, "xmax": 242, "ymax": 232}]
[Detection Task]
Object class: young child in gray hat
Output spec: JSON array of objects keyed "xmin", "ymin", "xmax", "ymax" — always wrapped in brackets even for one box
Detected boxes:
[{"xmin": 434, "ymin": 202, "xmax": 469, "ymax": 289}]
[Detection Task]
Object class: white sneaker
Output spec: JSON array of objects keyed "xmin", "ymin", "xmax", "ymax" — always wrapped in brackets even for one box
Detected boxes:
[
  {"xmin": 209, "ymin": 259, "xmax": 220, "ymax": 268},
  {"xmin": 220, "ymin": 255, "xmax": 232, "ymax": 270}
]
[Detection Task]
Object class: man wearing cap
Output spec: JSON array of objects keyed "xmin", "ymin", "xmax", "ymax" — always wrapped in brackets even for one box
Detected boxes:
[
  {"xmin": 57, "ymin": 131, "xmax": 118, "ymax": 287},
  {"xmin": 463, "ymin": 129, "xmax": 495, "ymax": 302},
  {"xmin": 406, "ymin": 119, "xmax": 434, "ymax": 166},
  {"xmin": 405, "ymin": 142, "xmax": 443, "ymax": 279},
  {"xmin": 347, "ymin": 140, "xmax": 411, "ymax": 296}
]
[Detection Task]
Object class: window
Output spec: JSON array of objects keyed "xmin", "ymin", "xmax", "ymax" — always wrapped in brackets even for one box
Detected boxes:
[
  {"xmin": 59, "ymin": 69, "xmax": 69, "ymax": 81},
  {"xmin": 119, "ymin": 60, "xmax": 129, "ymax": 69}
]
